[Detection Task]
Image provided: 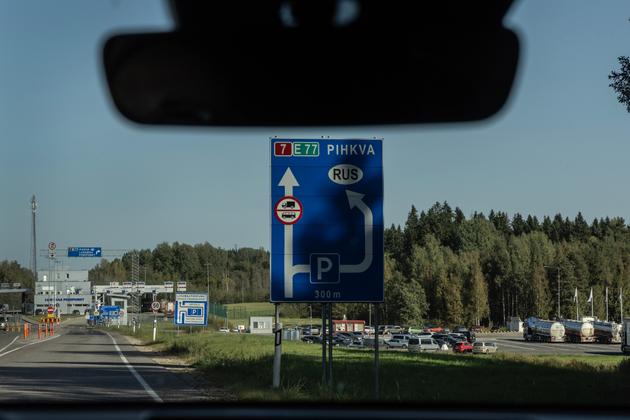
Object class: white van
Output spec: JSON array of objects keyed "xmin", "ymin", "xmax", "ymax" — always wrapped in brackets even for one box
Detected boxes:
[{"xmin": 408, "ymin": 337, "xmax": 439, "ymax": 353}]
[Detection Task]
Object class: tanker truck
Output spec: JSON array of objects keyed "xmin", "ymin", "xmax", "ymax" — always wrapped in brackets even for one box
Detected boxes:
[
  {"xmin": 523, "ymin": 317, "xmax": 565, "ymax": 342},
  {"xmin": 592, "ymin": 320, "xmax": 622, "ymax": 344},
  {"xmin": 562, "ymin": 319, "xmax": 596, "ymax": 343}
]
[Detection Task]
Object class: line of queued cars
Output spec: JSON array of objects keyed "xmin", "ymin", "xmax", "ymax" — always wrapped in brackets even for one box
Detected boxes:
[{"xmin": 300, "ymin": 324, "xmax": 498, "ymax": 354}]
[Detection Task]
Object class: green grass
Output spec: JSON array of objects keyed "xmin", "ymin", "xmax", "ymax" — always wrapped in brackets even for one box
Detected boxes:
[{"xmin": 105, "ymin": 323, "xmax": 630, "ymax": 404}]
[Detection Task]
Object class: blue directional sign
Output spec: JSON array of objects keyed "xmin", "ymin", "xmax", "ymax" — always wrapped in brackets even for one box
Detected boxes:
[
  {"xmin": 100, "ymin": 305, "xmax": 120, "ymax": 320},
  {"xmin": 270, "ymin": 138, "xmax": 383, "ymax": 302},
  {"xmin": 174, "ymin": 292, "xmax": 208, "ymax": 326},
  {"xmin": 68, "ymin": 247, "xmax": 102, "ymax": 257}
]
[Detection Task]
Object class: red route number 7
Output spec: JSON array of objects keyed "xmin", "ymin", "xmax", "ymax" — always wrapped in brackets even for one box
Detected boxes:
[{"xmin": 274, "ymin": 142, "xmax": 292, "ymax": 156}]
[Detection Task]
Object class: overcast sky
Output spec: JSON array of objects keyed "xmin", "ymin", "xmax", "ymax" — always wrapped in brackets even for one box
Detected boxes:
[{"xmin": 2, "ymin": 0, "xmax": 630, "ymax": 269}]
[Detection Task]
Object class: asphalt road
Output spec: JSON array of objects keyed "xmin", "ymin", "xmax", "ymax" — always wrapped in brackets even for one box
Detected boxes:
[
  {"xmin": 476, "ymin": 333, "xmax": 623, "ymax": 356},
  {"xmin": 0, "ymin": 318, "xmax": 210, "ymax": 402}
]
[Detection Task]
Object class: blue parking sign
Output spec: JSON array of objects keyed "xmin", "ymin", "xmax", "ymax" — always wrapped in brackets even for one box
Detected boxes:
[{"xmin": 270, "ymin": 138, "xmax": 384, "ymax": 302}]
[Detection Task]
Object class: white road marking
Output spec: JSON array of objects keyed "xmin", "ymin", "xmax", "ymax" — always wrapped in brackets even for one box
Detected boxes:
[
  {"xmin": 0, "ymin": 334, "xmax": 60, "ymax": 358},
  {"xmin": 0, "ymin": 336, "xmax": 20, "ymax": 353},
  {"xmin": 105, "ymin": 331, "xmax": 163, "ymax": 403}
]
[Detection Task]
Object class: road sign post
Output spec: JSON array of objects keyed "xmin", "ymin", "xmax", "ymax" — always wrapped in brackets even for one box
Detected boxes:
[
  {"xmin": 272, "ymin": 303, "xmax": 281, "ymax": 389},
  {"xmin": 271, "ymin": 138, "xmax": 384, "ymax": 389}
]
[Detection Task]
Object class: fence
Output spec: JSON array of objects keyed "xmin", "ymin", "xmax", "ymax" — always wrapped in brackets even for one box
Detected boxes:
[{"xmin": 207, "ymin": 303, "xmax": 274, "ymax": 322}]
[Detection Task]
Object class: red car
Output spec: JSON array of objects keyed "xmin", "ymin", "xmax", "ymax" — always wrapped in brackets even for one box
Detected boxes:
[{"xmin": 453, "ymin": 341, "xmax": 473, "ymax": 353}]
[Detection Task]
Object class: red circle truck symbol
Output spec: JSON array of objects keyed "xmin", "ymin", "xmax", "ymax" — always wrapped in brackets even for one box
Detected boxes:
[{"xmin": 274, "ymin": 196, "xmax": 303, "ymax": 225}]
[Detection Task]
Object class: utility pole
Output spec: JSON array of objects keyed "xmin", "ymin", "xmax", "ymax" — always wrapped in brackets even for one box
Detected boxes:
[
  {"xmin": 205, "ymin": 262, "xmax": 210, "ymax": 299},
  {"xmin": 30, "ymin": 195, "xmax": 38, "ymax": 279},
  {"xmin": 544, "ymin": 266, "xmax": 562, "ymax": 319}
]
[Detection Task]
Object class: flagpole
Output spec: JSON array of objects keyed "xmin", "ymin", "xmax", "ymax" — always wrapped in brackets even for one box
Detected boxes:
[
  {"xmin": 590, "ymin": 288, "xmax": 594, "ymax": 318},
  {"xmin": 576, "ymin": 288, "xmax": 579, "ymax": 320},
  {"xmin": 621, "ymin": 287, "xmax": 624, "ymax": 322},
  {"xmin": 605, "ymin": 287, "xmax": 608, "ymax": 322}
]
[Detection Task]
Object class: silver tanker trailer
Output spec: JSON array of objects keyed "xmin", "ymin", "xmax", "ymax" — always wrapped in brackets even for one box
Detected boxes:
[
  {"xmin": 562, "ymin": 319, "xmax": 596, "ymax": 343},
  {"xmin": 523, "ymin": 317, "xmax": 565, "ymax": 342},
  {"xmin": 592, "ymin": 320, "xmax": 622, "ymax": 344}
]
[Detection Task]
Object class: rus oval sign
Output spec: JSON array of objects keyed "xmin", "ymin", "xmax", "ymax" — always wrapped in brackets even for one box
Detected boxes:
[{"xmin": 328, "ymin": 164, "xmax": 363, "ymax": 185}]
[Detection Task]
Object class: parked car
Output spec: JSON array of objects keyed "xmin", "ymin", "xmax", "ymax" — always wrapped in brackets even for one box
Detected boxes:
[
  {"xmin": 408, "ymin": 337, "xmax": 440, "ymax": 353},
  {"xmin": 0, "ymin": 317, "xmax": 7, "ymax": 331},
  {"xmin": 424, "ymin": 325, "xmax": 444, "ymax": 333},
  {"xmin": 473, "ymin": 342, "xmax": 498, "ymax": 354},
  {"xmin": 301, "ymin": 335, "xmax": 321, "ymax": 344},
  {"xmin": 347, "ymin": 339, "xmax": 364, "ymax": 348},
  {"xmin": 462, "ymin": 331, "xmax": 476, "ymax": 343},
  {"xmin": 386, "ymin": 334, "xmax": 412, "ymax": 349},
  {"xmin": 218, "ymin": 327, "xmax": 229, "ymax": 333},
  {"xmin": 453, "ymin": 341, "xmax": 474, "ymax": 353},
  {"xmin": 364, "ymin": 325, "xmax": 375, "ymax": 334},
  {"xmin": 332, "ymin": 335, "xmax": 352, "ymax": 346},
  {"xmin": 434, "ymin": 338, "xmax": 452, "ymax": 350}
]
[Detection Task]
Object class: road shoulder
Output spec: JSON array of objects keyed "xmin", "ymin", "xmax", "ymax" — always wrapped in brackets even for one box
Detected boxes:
[{"xmin": 108, "ymin": 331, "xmax": 236, "ymax": 401}]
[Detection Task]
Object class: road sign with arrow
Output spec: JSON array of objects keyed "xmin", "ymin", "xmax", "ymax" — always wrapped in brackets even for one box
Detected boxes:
[{"xmin": 270, "ymin": 138, "xmax": 383, "ymax": 302}]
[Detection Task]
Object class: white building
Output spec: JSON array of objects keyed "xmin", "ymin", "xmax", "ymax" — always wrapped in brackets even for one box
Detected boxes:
[
  {"xmin": 249, "ymin": 316, "xmax": 273, "ymax": 334},
  {"xmin": 35, "ymin": 269, "xmax": 92, "ymax": 315}
]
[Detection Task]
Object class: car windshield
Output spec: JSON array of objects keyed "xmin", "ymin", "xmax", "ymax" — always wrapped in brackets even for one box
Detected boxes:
[{"xmin": 3, "ymin": 0, "xmax": 630, "ymax": 413}]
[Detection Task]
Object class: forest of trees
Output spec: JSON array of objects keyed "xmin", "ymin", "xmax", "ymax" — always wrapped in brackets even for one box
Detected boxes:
[
  {"xmin": 88, "ymin": 242, "xmax": 270, "ymax": 304},
  {"xmin": 3, "ymin": 202, "xmax": 630, "ymax": 327},
  {"xmin": 384, "ymin": 202, "xmax": 630, "ymax": 327},
  {"xmin": 0, "ymin": 260, "xmax": 36, "ymax": 309}
]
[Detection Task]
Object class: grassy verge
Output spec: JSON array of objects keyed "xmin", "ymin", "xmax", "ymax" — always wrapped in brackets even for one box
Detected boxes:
[{"xmin": 104, "ymin": 323, "xmax": 630, "ymax": 404}]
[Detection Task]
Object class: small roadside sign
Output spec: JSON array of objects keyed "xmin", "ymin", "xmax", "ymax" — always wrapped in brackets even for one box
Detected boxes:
[
  {"xmin": 174, "ymin": 292, "xmax": 207, "ymax": 326},
  {"xmin": 48, "ymin": 242, "xmax": 56, "ymax": 250},
  {"xmin": 151, "ymin": 301, "xmax": 161, "ymax": 311}
]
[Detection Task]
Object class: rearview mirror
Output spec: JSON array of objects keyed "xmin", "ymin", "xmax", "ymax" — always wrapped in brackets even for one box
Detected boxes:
[{"xmin": 103, "ymin": 1, "xmax": 519, "ymax": 126}]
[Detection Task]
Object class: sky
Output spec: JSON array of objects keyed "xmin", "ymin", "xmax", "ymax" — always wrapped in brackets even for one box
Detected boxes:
[{"xmin": 1, "ymin": 0, "xmax": 630, "ymax": 270}]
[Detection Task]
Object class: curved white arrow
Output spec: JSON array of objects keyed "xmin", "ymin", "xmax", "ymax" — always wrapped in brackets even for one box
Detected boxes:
[{"xmin": 340, "ymin": 190, "xmax": 373, "ymax": 273}]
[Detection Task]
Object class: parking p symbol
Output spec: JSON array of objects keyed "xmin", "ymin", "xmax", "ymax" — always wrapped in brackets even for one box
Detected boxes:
[
  {"xmin": 317, "ymin": 257, "xmax": 332, "ymax": 280},
  {"xmin": 310, "ymin": 253, "xmax": 340, "ymax": 284}
]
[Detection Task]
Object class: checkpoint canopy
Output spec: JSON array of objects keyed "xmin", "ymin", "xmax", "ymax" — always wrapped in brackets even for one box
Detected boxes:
[
  {"xmin": 270, "ymin": 138, "xmax": 383, "ymax": 303},
  {"xmin": 174, "ymin": 292, "xmax": 208, "ymax": 326}
]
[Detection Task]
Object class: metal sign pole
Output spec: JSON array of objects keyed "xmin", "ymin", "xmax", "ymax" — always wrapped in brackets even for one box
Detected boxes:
[
  {"xmin": 374, "ymin": 303, "xmax": 380, "ymax": 400},
  {"xmin": 272, "ymin": 303, "xmax": 282, "ymax": 388},
  {"xmin": 328, "ymin": 303, "xmax": 333, "ymax": 387},
  {"xmin": 321, "ymin": 303, "xmax": 327, "ymax": 385}
]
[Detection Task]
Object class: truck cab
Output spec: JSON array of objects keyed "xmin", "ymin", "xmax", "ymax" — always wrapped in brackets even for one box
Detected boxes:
[{"xmin": 622, "ymin": 318, "xmax": 630, "ymax": 355}]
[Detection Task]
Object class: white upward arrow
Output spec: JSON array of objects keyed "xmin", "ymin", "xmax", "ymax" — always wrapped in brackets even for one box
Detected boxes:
[
  {"xmin": 278, "ymin": 167, "xmax": 299, "ymax": 196},
  {"xmin": 278, "ymin": 167, "xmax": 308, "ymax": 298},
  {"xmin": 340, "ymin": 190, "xmax": 373, "ymax": 273}
]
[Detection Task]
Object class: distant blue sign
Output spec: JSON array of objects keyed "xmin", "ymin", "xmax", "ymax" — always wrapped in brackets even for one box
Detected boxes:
[
  {"xmin": 174, "ymin": 293, "xmax": 208, "ymax": 326},
  {"xmin": 68, "ymin": 247, "xmax": 102, "ymax": 257},
  {"xmin": 270, "ymin": 138, "xmax": 384, "ymax": 303},
  {"xmin": 100, "ymin": 305, "xmax": 120, "ymax": 320}
]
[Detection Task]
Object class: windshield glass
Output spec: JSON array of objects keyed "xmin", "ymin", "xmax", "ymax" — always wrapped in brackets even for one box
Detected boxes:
[{"xmin": 2, "ymin": 0, "xmax": 630, "ymax": 410}]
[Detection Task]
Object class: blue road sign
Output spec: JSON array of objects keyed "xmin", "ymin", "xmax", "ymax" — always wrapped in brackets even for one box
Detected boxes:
[
  {"xmin": 270, "ymin": 138, "xmax": 383, "ymax": 303},
  {"xmin": 100, "ymin": 305, "xmax": 120, "ymax": 320},
  {"xmin": 174, "ymin": 292, "xmax": 208, "ymax": 326},
  {"xmin": 68, "ymin": 247, "xmax": 102, "ymax": 257}
]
